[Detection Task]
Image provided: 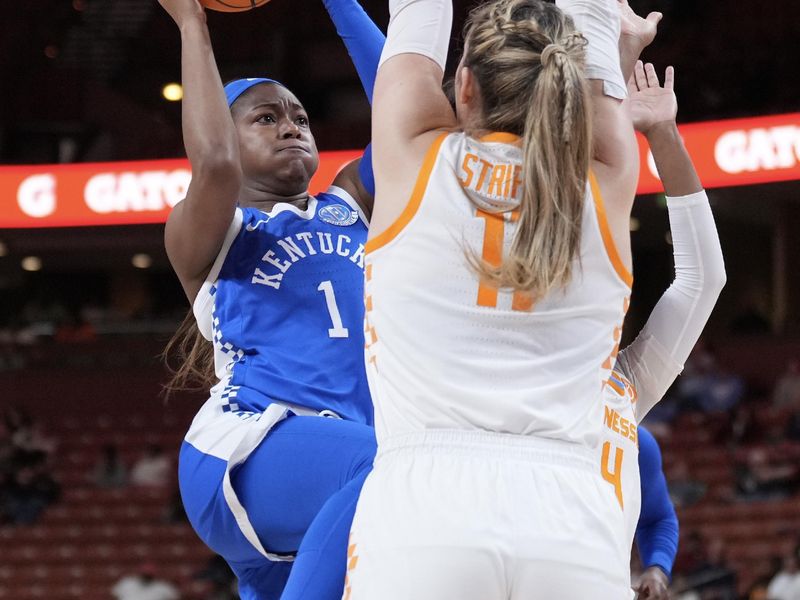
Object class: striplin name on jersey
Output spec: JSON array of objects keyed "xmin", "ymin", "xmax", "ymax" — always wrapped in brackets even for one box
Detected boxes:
[{"xmin": 251, "ymin": 231, "xmax": 365, "ymax": 290}]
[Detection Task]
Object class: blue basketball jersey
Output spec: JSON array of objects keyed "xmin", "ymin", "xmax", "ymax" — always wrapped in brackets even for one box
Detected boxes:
[{"xmin": 193, "ymin": 187, "xmax": 372, "ymax": 425}]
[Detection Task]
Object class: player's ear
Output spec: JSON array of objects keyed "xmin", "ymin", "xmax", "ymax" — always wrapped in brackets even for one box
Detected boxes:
[{"xmin": 457, "ymin": 66, "xmax": 476, "ymax": 107}]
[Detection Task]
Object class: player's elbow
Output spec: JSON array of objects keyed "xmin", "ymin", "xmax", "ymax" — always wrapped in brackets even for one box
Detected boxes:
[{"xmin": 703, "ymin": 254, "xmax": 727, "ymax": 301}]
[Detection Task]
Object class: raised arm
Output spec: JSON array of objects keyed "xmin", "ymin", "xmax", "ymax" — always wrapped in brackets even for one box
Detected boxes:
[
  {"xmin": 635, "ymin": 427, "xmax": 678, "ymax": 600},
  {"xmin": 323, "ymin": 0, "xmax": 385, "ymax": 104},
  {"xmin": 160, "ymin": 0, "xmax": 242, "ymax": 303},
  {"xmin": 555, "ymin": 0, "xmax": 644, "ymax": 274},
  {"xmin": 369, "ymin": 0, "xmax": 456, "ymax": 234},
  {"xmin": 323, "ymin": 0, "xmax": 386, "ymax": 211},
  {"xmin": 616, "ymin": 63, "xmax": 726, "ymax": 421}
]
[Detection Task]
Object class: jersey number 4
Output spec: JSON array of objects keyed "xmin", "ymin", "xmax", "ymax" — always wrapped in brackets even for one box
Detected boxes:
[
  {"xmin": 601, "ymin": 441, "xmax": 624, "ymax": 510},
  {"xmin": 318, "ymin": 280, "xmax": 349, "ymax": 338}
]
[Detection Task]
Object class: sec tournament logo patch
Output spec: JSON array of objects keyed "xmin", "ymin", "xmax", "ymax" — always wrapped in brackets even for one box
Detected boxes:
[{"xmin": 319, "ymin": 204, "xmax": 358, "ymax": 227}]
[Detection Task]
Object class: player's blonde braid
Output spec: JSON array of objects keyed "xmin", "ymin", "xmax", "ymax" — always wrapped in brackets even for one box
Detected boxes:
[
  {"xmin": 541, "ymin": 31, "xmax": 587, "ymax": 143},
  {"xmin": 462, "ymin": 0, "xmax": 591, "ymax": 297}
]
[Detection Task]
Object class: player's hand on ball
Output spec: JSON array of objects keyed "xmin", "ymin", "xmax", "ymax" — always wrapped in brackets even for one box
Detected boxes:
[
  {"xmin": 618, "ymin": 0, "xmax": 662, "ymax": 48},
  {"xmin": 634, "ymin": 566, "xmax": 670, "ymax": 600},
  {"xmin": 626, "ymin": 61, "xmax": 678, "ymax": 136},
  {"xmin": 158, "ymin": 0, "xmax": 206, "ymax": 27}
]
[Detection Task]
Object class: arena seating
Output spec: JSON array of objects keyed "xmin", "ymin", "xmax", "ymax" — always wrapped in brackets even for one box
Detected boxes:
[{"xmin": 3, "ymin": 335, "xmax": 800, "ymax": 599}]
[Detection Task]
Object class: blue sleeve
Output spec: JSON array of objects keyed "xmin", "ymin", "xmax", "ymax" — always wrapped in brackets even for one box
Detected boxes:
[
  {"xmin": 322, "ymin": 0, "xmax": 385, "ymax": 105},
  {"xmin": 635, "ymin": 426, "xmax": 679, "ymax": 578},
  {"xmin": 322, "ymin": 0, "xmax": 383, "ymax": 195},
  {"xmin": 358, "ymin": 143, "xmax": 375, "ymax": 197}
]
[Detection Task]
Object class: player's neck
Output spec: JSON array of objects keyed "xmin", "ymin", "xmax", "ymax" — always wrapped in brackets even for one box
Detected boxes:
[{"xmin": 238, "ymin": 182, "xmax": 310, "ymax": 212}]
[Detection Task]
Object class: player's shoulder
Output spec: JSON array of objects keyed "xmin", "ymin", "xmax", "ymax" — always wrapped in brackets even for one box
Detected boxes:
[{"xmin": 316, "ymin": 186, "xmax": 368, "ymax": 228}]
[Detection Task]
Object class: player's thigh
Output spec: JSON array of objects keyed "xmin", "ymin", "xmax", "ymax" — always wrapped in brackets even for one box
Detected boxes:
[
  {"xmin": 232, "ymin": 415, "xmax": 376, "ymax": 552},
  {"xmin": 345, "ymin": 545, "xmax": 506, "ymax": 600},
  {"xmin": 345, "ymin": 452, "xmax": 507, "ymax": 600},
  {"xmin": 511, "ymin": 559, "xmax": 630, "ymax": 600},
  {"xmin": 509, "ymin": 463, "xmax": 631, "ymax": 599}
]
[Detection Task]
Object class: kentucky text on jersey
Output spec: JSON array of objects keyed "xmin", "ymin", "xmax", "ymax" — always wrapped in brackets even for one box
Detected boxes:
[{"xmin": 251, "ymin": 232, "xmax": 366, "ymax": 289}]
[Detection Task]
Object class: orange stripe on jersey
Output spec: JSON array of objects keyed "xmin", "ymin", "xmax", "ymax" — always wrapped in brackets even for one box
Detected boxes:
[
  {"xmin": 480, "ymin": 132, "xmax": 521, "ymax": 145},
  {"xmin": 588, "ymin": 171, "xmax": 633, "ymax": 288},
  {"xmin": 476, "ymin": 210, "xmax": 504, "ymax": 307},
  {"xmin": 365, "ymin": 132, "xmax": 449, "ymax": 254},
  {"xmin": 511, "ymin": 292, "xmax": 534, "ymax": 312},
  {"xmin": 606, "ymin": 377, "xmax": 626, "ymax": 397}
]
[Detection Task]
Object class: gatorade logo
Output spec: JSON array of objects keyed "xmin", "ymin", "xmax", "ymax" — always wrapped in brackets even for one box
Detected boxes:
[
  {"xmin": 84, "ymin": 169, "xmax": 191, "ymax": 214},
  {"xmin": 715, "ymin": 126, "xmax": 800, "ymax": 174}
]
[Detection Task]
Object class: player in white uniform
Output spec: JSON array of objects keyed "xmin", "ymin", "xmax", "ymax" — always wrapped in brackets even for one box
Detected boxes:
[
  {"xmin": 600, "ymin": 61, "xmax": 726, "ymax": 599},
  {"xmin": 344, "ymin": 0, "xmax": 666, "ymax": 598}
]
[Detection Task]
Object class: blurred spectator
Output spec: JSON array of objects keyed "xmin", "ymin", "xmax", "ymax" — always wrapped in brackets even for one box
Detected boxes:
[
  {"xmin": 673, "ymin": 534, "xmax": 737, "ymax": 600},
  {"xmin": 668, "ymin": 460, "xmax": 707, "ymax": 508},
  {"xmin": 766, "ymin": 554, "xmax": 800, "ymax": 600},
  {"xmin": 732, "ymin": 402, "xmax": 763, "ymax": 447},
  {"xmin": 91, "ymin": 444, "xmax": 127, "ymax": 488},
  {"xmin": 131, "ymin": 444, "xmax": 171, "ymax": 488},
  {"xmin": 773, "ymin": 359, "xmax": 800, "ymax": 410},
  {"xmin": 1, "ymin": 454, "xmax": 60, "ymax": 525},
  {"xmin": 677, "ymin": 347, "xmax": 745, "ymax": 415},
  {"xmin": 0, "ymin": 406, "xmax": 60, "ymax": 524},
  {"xmin": 736, "ymin": 446, "xmax": 800, "ymax": 501},
  {"xmin": 112, "ymin": 562, "xmax": 180, "ymax": 600}
]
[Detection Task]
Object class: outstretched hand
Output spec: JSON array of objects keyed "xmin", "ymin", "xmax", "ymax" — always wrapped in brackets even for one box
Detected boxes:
[
  {"xmin": 618, "ymin": 0, "xmax": 662, "ymax": 49},
  {"xmin": 634, "ymin": 566, "xmax": 670, "ymax": 600},
  {"xmin": 626, "ymin": 61, "xmax": 677, "ymax": 135},
  {"xmin": 158, "ymin": 0, "xmax": 206, "ymax": 27}
]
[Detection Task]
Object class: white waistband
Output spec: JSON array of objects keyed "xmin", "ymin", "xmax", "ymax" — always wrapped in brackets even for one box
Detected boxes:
[{"xmin": 377, "ymin": 429, "xmax": 596, "ymax": 471}]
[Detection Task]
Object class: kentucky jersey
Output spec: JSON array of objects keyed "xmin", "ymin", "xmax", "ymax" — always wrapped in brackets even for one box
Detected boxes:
[{"xmin": 193, "ymin": 187, "xmax": 372, "ymax": 425}]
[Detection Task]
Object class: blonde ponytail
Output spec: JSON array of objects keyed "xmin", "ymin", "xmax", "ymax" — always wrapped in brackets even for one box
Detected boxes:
[{"xmin": 463, "ymin": 0, "xmax": 591, "ymax": 298}]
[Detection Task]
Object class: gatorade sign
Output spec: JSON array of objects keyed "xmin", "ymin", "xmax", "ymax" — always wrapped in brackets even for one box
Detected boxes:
[
  {"xmin": 1, "ymin": 151, "xmax": 361, "ymax": 228},
  {"xmin": 635, "ymin": 112, "xmax": 800, "ymax": 194},
  {"xmin": 2, "ymin": 113, "xmax": 800, "ymax": 228}
]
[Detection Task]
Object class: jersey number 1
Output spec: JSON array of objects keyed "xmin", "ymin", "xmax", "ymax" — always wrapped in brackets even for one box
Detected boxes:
[
  {"xmin": 475, "ymin": 210, "xmax": 533, "ymax": 311},
  {"xmin": 318, "ymin": 280, "xmax": 349, "ymax": 338}
]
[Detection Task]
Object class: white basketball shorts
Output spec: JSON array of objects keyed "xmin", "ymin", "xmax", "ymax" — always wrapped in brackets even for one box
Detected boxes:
[{"xmin": 344, "ymin": 430, "xmax": 631, "ymax": 600}]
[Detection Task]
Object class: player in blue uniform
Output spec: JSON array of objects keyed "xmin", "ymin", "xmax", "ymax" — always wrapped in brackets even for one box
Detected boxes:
[
  {"xmin": 635, "ymin": 426, "xmax": 679, "ymax": 600},
  {"xmin": 156, "ymin": 0, "xmax": 384, "ymax": 598}
]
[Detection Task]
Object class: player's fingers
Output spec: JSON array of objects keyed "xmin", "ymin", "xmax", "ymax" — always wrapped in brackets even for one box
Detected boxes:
[
  {"xmin": 664, "ymin": 66, "xmax": 675, "ymax": 91},
  {"xmin": 646, "ymin": 11, "xmax": 663, "ymax": 26},
  {"xmin": 644, "ymin": 62, "xmax": 660, "ymax": 88},
  {"xmin": 634, "ymin": 60, "xmax": 647, "ymax": 91}
]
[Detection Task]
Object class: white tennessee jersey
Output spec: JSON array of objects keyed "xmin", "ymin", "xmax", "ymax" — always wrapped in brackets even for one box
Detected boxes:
[
  {"xmin": 600, "ymin": 368, "xmax": 641, "ymax": 555},
  {"xmin": 364, "ymin": 131, "xmax": 632, "ymax": 446}
]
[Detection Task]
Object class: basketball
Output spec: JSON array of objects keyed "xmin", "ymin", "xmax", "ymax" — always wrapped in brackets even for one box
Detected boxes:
[{"xmin": 199, "ymin": 0, "xmax": 270, "ymax": 12}]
